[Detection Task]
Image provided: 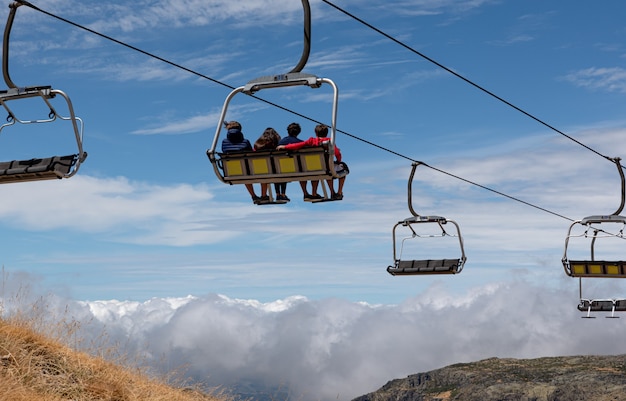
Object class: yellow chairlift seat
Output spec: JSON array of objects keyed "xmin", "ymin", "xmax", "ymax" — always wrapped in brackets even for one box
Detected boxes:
[
  {"xmin": 211, "ymin": 142, "xmax": 343, "ymax": 185},
  {"xmin": 562, "ymin": 216, "xmax": 626, "ymax": 279},
  {"xmin": 566, "ymin": 260, "xmax": 626, "ymax": 278}
]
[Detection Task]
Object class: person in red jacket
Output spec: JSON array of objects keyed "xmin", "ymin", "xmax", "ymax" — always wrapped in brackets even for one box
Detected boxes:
[{"xmin": 277, "ymin": 124, "xmax": 348, "ymax": 201}]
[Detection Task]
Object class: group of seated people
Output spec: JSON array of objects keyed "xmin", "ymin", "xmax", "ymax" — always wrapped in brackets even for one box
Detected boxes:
[{"xmin": 221, "ymin": 120, "xmax": 348, "ymax": 204}]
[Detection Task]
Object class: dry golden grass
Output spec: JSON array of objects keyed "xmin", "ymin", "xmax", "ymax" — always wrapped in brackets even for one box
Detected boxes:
[{"xmin": 0, "ymin": 316, "xmax": 233, "ymax": 401}]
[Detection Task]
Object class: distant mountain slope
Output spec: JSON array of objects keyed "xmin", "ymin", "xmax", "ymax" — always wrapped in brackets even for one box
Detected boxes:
[{"xmin": 352, "ymin": 355, "xmax": 626, "ymax": 401}]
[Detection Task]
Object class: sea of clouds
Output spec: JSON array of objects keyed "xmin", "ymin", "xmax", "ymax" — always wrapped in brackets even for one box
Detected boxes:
[{"xmin": 3, "ymin": 273, "xmax": 626, "ymax": 401}]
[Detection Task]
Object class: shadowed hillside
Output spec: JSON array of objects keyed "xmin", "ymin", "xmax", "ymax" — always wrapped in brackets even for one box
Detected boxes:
[{"xmin": 352, "ymin": 355, "xmax": 626, "ymax": 401}]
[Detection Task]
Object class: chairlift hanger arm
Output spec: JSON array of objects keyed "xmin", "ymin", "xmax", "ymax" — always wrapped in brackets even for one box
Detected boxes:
[
  {"xmin": 407, "ymin": 161, "xmax": 423, "ymax": 217},
  {"xmin": 612, "ymin": 157, "xmax": 625, "ymax": 216},
  {"xmin": 3, "ymin": 1, "xmax": 23, "ymax": 89},
  {"xmin": 289, "ymin": 0, "xmax": 311, "ymax": 74}
]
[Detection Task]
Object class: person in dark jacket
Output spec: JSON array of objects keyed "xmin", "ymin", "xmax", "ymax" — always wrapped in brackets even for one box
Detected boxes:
[
  {"xmin": 221, "ymin": 120, "xmax": 252, "ymax": 152},
  {"xmin": 275, "ymin": 122, "xmax": 310, "ymax": 201},
  {"xmin": 220, "ymin": 121, "xmax": 260, "ymax": 203}
]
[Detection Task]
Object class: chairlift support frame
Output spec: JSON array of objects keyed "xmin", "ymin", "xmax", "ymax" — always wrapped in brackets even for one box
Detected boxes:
[
  {"xmin": 387, "ymin": 162, "xmax": 467, "ymax": 276},
  {"xmin": 562, "ymin": 157, "xmax": 626, "ymax": 317},
  {"xmin": 0, "ymin": 1, "xmax": 86, "ymax": 183}
]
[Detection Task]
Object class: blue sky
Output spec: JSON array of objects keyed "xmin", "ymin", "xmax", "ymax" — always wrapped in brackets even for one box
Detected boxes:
[{"xmin": 3, "ymin": 1, "xmax": 626, "ymax": 399}]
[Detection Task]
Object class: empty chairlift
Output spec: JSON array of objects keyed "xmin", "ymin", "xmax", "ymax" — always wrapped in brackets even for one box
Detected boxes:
[
  {"xmin": 387, "ymin": 162, "xmax": 467, "ymax": 276},
  {"xmin": 562, "ymin": 157, "xmax": 626, "ymax": 317},
  {"xmin": 0, "ymin": 1, "xmax": 86, "ymax": 183}
]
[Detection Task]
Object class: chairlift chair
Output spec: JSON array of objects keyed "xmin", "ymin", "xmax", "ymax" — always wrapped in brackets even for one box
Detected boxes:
[
  {"xmin": 0, "ymin": 1, "xmax": 86, "ymax": 183},
  {"xmin": 387, "ymin": 162, "xmax": 467, "ymax": 276},
  {"xmin": 206, "ymin": 0, "xmax": 347, "ymax": 203},
  {"xmin": 562, "ymin": 157, "xmax": 626, "ymax": 317}
]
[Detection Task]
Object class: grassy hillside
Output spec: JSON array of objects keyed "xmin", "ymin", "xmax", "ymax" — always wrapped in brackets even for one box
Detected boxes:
[{"xmin": 0, "ymin": 316, "xmax": 232, "ymax": 401}]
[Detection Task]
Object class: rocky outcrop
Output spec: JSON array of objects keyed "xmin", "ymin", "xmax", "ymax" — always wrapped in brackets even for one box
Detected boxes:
[{"xmin": 352, "ymin": 355, "xmax": 626, "ymax": 401}]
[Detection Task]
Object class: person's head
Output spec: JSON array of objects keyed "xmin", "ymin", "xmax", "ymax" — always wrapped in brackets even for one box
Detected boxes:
[
  {"xmin": 224, "ymin": 121, "xmax": 244, "ymax": 143},
  {"xmin": 287, "ymin": 122, "xmax": 301, "ymax": 137},
  {"xmin": 314, "ymin": 124, "xmax": 329, "ymax": 138},
  {"xmin": 224, "ymin": 121, "xmax": 242, "ymax": 131},
  {"xmin": 264, "ymin": 127, "xmax": 280, "ymax": 143},
  {"xmin": 254, "ymin": 127, "xmax": 280, "ymax": 150}
]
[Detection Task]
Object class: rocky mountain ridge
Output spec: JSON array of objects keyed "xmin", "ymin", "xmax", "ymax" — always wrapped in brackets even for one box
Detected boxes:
[{"xmin": 352, "ymin": 355, "xmax": 626, "ymax": 401}]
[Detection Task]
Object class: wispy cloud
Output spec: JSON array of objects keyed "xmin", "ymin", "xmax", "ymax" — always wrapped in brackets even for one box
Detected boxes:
[
  {"xmin": 131, "ymin": 112, "xmax": 216, "ymax": 135},
  {"xmin": 76, "ymin": 0, "xmax": 306, "ymax": 33},
  {"xmin": 563, "ymin": 67, "xmax": 626, "ymax": 93},
  {"xmin": 361, "ymin": 0, "xmax": 500, "ymax": 17}
]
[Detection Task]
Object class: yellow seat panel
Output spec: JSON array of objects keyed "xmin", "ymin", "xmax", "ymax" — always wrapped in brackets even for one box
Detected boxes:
[
  {"xmin": 606, "ymin": 264, "xmax": 621, "ymax": 275},
  {"xmin": 303, "ymin": 154, "xmax": 323, "ymax": 171},
  {"xmin": 224, "ymin": 160, "xmax": 244, "ymax": 176},
  {"xmin": 589, "ymin": 264, "xmax": 603, "ymax": 275},
  {"xmin": 571, "ymin": 263, "xmax": 587, "ymax": 275},
  {"xmin": 251, "ymin": 158, "xmax": 270, "ymax": 174},
  {"xmin": 278, "ymin": 157, "xmax": 297, "ymax": 173}
]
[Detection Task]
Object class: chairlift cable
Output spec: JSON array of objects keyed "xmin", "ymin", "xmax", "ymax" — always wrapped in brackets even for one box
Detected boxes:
[
  {"xmin": 15, "ymin": 0, "xmax": 576, "ymax": 222},
  {"xmin": 320, "ymin": 0, "xmax": 619, "ymax": 169},
  {"xmin": 418, "ymin": 161, "xmax": 574, "ymax": 222}
]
